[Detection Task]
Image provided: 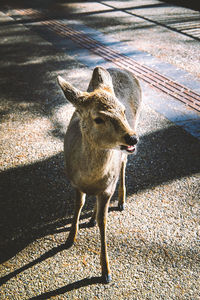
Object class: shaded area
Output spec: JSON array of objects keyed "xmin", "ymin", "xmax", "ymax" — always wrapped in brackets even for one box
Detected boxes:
[
  {"xmin": 0, "ymin": 1, "xmax": 199, "ymax": 298},
  {"xmin": 0, "ymin": 10, "xmax": 90, "ymax": 263},
  {"xmin": 0, "ymin": 244, "xmax": 68, "ymax": 286},
  {"xmin": 97, "ymin": 1, "xmax": 200, "ymax": 42},
  {"xmin": 0, "ymin": 153, "xmax": 70, "ymax": 262},
  {"xmin": 29, "ymin": 276, "xmax": 103, "ymax": 299},
  {"xmin": 163, "ymin": 0, "xmax": 200, "ymax": 11},
  {"xmin": 0, "ymin": 10, "xmax": 89, "ymax": 139},
  {"xmin": 0, "ymin": 0, "xmax": 200, "ymax": 267},
  {"xmin": 0, "ymin": 23, "xmax": 73, "ymax": 116},
  {"xmin": 0, "ymin": 124, "xmax": 199, "ymax": 264},
  {"xmin": 1, "ymin": 228, "xmax": 199, "ymax": 294},
  {"xmin": 1, "ymin": 0, "xmax": 200, "ymax": 42},
  {"xmin": 27, "ymin": 242, "xmax": 200, "ymax": 298},
  {"xmin": 1, "ymin": 0, "xmax": 199, "ymax": 11},
  {"xmin": 129, "ymin": 125, "xmax": 200, "ymax": 193}
]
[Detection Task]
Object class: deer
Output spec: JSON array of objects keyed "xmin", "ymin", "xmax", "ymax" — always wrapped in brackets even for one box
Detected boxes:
[{"xmin": 57, "ymin": 66, "xmax": 142, "ymax": 283}]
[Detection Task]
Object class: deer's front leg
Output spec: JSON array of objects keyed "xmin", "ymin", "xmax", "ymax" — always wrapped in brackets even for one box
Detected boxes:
[
  {"xmin": 66, "ymin": 189, "xmax": 85, "ymax": 247},
  {"xmin": 96, "ymin": 193, "xmax": 111, "ymax": 283},
  {"xmin": 118, "ymin": 157, "xmax": 127, "ymax": 211}
]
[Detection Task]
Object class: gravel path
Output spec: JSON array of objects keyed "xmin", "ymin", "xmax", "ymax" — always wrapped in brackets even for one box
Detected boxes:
[{"xmin": 0, "ymin": 2, "xmax": 200, "ymax": 299}]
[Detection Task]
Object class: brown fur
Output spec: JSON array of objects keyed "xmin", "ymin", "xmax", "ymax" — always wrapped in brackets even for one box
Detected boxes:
[{"xmin": 57, "ymin": 66, "xmax": 142, "ymax": 283}]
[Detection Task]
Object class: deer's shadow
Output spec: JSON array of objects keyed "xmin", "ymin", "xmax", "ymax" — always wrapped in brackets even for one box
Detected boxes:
[{"xmin": 0, "ymin": 152, "xmax": 94, "ymax": 263}]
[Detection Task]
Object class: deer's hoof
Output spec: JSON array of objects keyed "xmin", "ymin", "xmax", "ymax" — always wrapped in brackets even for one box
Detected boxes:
[
  {"xmin": 118, "ymin": 203, "xmax": 125, "ymax": 211},
  {"xmin": 102, "ymin": 274, "xmax": 112, "ymax": 284}
]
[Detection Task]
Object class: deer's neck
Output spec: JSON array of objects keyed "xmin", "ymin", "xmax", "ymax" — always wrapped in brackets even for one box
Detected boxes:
[
  {"xmin": 81, "ymin": 139, "xmax": 115, "ymax": 174},
  {"xmin": 78, "ymin": 138, "xmax": 122, "ymax": 195},
  {"xmin": 65, "ymin": 128, "xmax": 123, "ymax": 195}
]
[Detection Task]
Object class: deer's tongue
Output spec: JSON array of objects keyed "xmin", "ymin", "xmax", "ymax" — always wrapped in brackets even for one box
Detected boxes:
[
  {"xmin": 127, "ymin": 145, "xmax": 135, "ymax": 152},
  {"xmin": 120, "ymin": 145, "xmax": 135, "ymax": 154}
]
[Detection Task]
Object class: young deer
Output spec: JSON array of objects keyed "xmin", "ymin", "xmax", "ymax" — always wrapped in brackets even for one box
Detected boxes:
[{"xmin": 57, "ymin": 67, "xmax": 142, "ymax": 283}]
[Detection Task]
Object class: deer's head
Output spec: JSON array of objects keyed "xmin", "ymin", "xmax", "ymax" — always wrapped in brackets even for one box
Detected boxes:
[{"xmin": 57, "ymin": 67, "xmax": 138, "ymax": 154}]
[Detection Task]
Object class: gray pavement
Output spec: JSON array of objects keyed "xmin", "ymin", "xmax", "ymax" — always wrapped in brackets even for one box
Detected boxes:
[{"xmin": 0, "ymin": 1, "xmax": 200, "ymax": 299}]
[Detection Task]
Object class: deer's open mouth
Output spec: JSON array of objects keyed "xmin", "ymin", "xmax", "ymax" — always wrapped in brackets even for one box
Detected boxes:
[{"xmin": 120, "ymin": 145, "xmax": 136, "ymax": 154}]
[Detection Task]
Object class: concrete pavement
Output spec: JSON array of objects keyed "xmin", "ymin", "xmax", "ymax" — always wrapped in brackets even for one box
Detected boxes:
[{"xmin": 0, "ymin": 1, "xmax": 200, "ymax": 299}]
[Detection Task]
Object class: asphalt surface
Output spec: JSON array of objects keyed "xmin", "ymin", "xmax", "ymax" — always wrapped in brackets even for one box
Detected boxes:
[{"xmin": 0, "ymin": 1, "xmax": 200, "ymax": 299}]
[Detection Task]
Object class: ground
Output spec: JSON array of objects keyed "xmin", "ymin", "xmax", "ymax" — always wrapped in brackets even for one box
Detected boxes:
[{"xmin": 0, "ymin": 1, "xmax": 200, "ymax": 299}]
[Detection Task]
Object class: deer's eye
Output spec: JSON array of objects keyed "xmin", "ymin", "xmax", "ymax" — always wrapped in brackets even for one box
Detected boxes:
[{"xmin": 94, "ymin": 117, "xmax": 104, "ymax": 124}]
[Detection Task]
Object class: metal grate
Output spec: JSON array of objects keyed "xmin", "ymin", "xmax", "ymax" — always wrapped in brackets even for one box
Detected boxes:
[{"xmin": 14, "ymin": 8, "xmax": 200, "ymax": 113}]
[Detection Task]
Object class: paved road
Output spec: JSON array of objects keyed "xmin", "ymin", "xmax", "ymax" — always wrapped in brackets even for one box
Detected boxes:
[{"xmin": 0, "ymin": 1, "xmax": 200, "ymax": 299}]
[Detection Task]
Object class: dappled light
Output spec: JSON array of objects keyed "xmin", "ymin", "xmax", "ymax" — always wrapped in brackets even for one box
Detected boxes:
[{"xmin": 0, "ymin": 1, "xmax": 199, "ymax": 298}]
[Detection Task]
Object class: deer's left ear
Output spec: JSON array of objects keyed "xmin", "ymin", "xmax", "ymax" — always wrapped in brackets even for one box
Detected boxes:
[{"xmin": 57, "ymin": 76, "xmax": 84, "ymax": 106}]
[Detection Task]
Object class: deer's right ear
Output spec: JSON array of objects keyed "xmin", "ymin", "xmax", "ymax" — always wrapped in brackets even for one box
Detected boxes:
[
  {"xmin": 57, "ymin": 76, "xmax": 83, "ymax": 105},
  {"xmin": 88, "ymin": 66, "xmax": 113, "ymax": 92}
]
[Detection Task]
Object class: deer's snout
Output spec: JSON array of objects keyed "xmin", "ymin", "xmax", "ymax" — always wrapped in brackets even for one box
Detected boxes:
[{"xmin": 124, "ymin": 134, "xmax": 138, "ymax": 146}]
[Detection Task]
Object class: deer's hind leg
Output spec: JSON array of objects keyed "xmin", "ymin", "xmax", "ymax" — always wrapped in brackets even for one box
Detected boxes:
[
  {"xmin": 65, "ymin": 189, "xmax": 85, "ymax": 247},
  {"xmin": 88, "ymin": 200, "xmax": 97, "ymax": 227},
  {"xmin": 118, "ymin": 156, "xmax": 127, "ymax": 211}
]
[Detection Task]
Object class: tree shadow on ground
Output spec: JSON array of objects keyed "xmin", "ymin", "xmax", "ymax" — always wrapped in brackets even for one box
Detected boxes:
[
  {"xmin": 128, "ymin": 124, "xmax": 200, "ymax": 194},
  {"xmin": 0, "ymin": 15, "xmax": 90, "ymax": 124},
  {"xmin": 0, "ymin": 1, "xmax": 200, "ymax": 293},
  {"xmin": 2, "ymin": 0, "xmax": 199, "ymax": 43},
  {"xmin": 163, "ymin": 0, "xmax": 200, "ymax": 11}
]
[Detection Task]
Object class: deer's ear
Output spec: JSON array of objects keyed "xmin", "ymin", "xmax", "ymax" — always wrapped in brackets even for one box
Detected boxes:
[
  {"xmin": 88, "ymin": 66, "xmax": 113, "ymax": 92},
  {"xmin": 57, "ymin": 76, "xmax": 83, "ymax": 105}
]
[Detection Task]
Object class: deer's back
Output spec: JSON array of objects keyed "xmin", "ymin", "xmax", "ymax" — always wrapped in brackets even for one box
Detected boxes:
[{"xmin": 107, "ymin": 68, "xmax": 141, "ymax": 129}]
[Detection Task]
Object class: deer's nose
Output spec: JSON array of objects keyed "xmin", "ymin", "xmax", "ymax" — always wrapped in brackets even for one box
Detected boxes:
[{"xmin": 124, "ymin": 134, "xmax": 138, "ymax": 146}]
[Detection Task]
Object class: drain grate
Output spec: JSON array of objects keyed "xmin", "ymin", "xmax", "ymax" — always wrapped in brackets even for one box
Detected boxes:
[{"xmin": 14, "ymin": 8, "xmax": 200, "ymax": 113}]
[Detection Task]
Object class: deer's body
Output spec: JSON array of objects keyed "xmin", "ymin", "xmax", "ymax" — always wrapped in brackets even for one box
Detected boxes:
[
  {"xmin": 57, "ymin": 67, "xmax": 142, "ymax": 283},
  {"xmin": 65, "ymin": 111, "xmax": 124, "ymax": 195}
]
